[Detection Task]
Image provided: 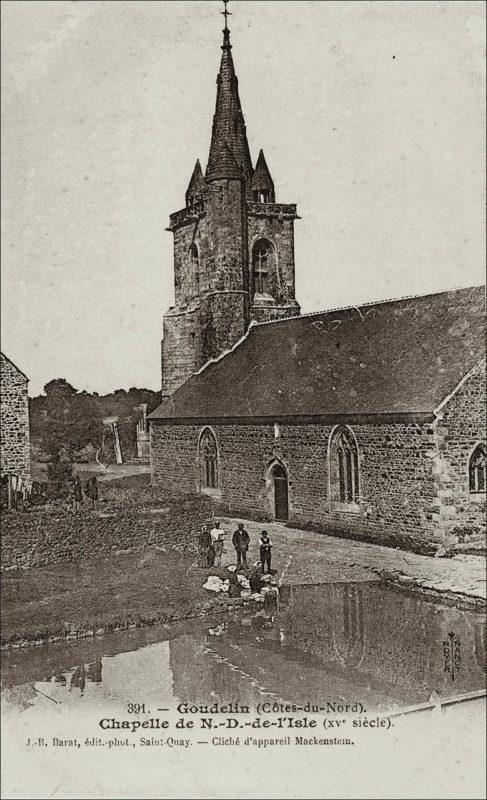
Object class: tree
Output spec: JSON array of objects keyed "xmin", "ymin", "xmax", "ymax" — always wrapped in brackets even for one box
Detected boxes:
[
  {"xmin": 37, "ymin": 379, "xmax": 105, "ymax": 468},
  {"xmin": 30, "ymin": 380, "xmax": 161, "ymax": 468}
]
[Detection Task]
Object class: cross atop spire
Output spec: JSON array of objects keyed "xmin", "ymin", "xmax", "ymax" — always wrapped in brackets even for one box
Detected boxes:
[
  {"xmin": 221, "ymin": 0, "xmax": 231, "ymax": 28},
  {"xmin": 221, "ymin": 0, "xmax": 232, "ymax": 49},
  {"xmin": 206, "ymin": 0, "xmax": 253, "ymax": 186}
]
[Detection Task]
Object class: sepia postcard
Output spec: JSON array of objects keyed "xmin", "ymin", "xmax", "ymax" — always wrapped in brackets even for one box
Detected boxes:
[{"xmin": 1, "ymin": 1, "xmax": 486, "ymax": 798}]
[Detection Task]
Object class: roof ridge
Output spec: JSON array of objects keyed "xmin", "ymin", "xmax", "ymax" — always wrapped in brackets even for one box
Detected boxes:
[
  {"xmin": 193, "ymin": 324, "xmax": 254, "ymax": 377},
  {"xmin": 249, "ymin": 284, "xmax": 486, "ymax": 328}
]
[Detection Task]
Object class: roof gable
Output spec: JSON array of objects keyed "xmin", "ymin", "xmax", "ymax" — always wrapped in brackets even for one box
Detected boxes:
[{"xmin": 0, "ymin": 352, "xmax": 29, "ymax": 382}]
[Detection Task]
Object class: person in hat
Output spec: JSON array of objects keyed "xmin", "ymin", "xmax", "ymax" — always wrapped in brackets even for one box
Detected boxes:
[
  {"xmin": 259, "ymin": 530, "xmax": 273, "ymax": 574},
  {"xmin": 232, "ymin": 522, "xmax": 250, "ymax": 569}
]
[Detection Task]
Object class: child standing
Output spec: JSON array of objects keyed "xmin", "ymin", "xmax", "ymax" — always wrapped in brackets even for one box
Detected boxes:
[{"xmin": 259, "ymin": 530, "xmax": 273, "ymax": 574}]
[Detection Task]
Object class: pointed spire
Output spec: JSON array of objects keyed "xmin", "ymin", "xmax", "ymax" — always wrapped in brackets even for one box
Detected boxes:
[
  {"xmin": 206, "ymin": 3, "xmax": 253, "ymax": 186},
  {"xmin": 185, "ymin": 159, "xmax": 206, "ymax": 205},
  {"xmin": 252, "ymin": 149, "xmax": 275, "ymax": 202},
  {"xmin": 208, "ymin": 140, "xmax": 241, "ymax": 180}
]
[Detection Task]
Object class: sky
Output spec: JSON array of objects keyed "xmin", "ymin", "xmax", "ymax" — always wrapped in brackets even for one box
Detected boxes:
[{"xmin": 1, "ymin": 0, "xmax": 485, "ymax": 396}]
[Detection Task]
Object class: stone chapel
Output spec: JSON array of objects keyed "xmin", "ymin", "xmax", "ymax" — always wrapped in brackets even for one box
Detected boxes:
[{"xmin": 150, "ymin": 10, "xmax": 486, "ymax": 553}]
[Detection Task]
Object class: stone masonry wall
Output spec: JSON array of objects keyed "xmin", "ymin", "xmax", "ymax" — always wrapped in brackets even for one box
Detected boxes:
[
  {"xmin": 433, "ymin": 360, "xmax": 486, "ymax": 542},
  {"xmin": 248, "ymin": 215, "xmax": 296, "ymax": 306},
  {"xmin": 150, "ymin": 419, "xmax": 442, "ymax": 552},
  {"xmin": 1, "ymin": 353, "xmax": 30, "ymax": 480},
  {"xmin": 162, "ymin": 179, "xmax": 250, "ymax": 394},
  {"xmin": 173, "ymin": 221, "xmax": 202, "ymax": 307},
  {"xmin": 161, "ymin": 307, "xmax": 201, "ymax": 397}
]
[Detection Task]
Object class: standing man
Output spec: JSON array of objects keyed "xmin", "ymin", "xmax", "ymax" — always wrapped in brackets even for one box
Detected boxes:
[
  {"xmin": 84, "ymin": 475, "xmax": 99, "ymax": 510},
  {"xmin": 198, "ymin": 524, "xmax": 213, "ymax": 568},
  {"xmin": 210, "ymin": 521, "xmax": 225, "ymax": 567},
  {"xmin": 232, "ymin": 522, "xmax": 250, "ymax": 569},
  {"xmin": 259, "ymin": 530, "xmax": 273, "ymax": 574},
  {"xmin": 73, "ymin": 476, "xmax": 83, "ymax": 511}
]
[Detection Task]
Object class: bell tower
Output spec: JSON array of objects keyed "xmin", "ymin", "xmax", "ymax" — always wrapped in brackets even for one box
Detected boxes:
[{"xmin": 161, "ymin": 2, "xmax": 300, "ymax": 397}]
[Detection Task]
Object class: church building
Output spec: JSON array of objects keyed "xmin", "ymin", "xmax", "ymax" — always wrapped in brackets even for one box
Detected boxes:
[{"xmin": 150, "ymin": 11, "xmax": 486, "ymax": 552}]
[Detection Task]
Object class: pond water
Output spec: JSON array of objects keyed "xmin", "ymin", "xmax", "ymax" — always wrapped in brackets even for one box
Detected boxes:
[{"xmin": 2, "ymin": 582, "xmax": 485, "ymax": 716}]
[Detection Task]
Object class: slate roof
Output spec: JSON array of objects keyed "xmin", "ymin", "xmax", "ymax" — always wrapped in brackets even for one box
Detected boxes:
[
  {"xmin": 252, "ymin": 149, "xmax": 274, "ymax": 194},
  {"xmin": 150, "ymin": 286, "xmax": 486, "ymax": 423},
  {"xmin": 185, "ymin": 159, "xmax": 206, "ymax": 204}
]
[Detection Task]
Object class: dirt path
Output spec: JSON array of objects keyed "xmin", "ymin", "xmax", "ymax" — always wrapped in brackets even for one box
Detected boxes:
[{"xmin": 218, "ymin": 517, "xmax": 486, "ymax": 602}]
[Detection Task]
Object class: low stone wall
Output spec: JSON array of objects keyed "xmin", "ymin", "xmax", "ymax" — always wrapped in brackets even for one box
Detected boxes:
[{"xmin": 1, "ymin": 494, "xmax": 216, "ymax": 571}]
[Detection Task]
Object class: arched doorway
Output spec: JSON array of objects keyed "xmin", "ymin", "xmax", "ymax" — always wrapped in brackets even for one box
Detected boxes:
[{"xmin": 272, "ymin": 463, "xmax": 289, "ymax": 521}]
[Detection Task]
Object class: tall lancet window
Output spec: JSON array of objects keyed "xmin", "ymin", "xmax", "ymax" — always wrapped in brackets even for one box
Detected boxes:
[
  {"xmin": 189, "ymin": 243, "xmax": 199, "ymax": 267},
  {"xmin": 329, "ymin": 426, "xmax": 360, "ymax": 506},
  {"xmin": 469, "ymin": 443, "xmax": 486, "ymax": 494},
  {"xmin": 252, "ymin": 238, "xmax": 274, "ymax": 295},
  {"xmin": 190, "ymin": 243, "xmax": 199, "ymax": 292},
  {"xmin": 199, "ymin": 428, "xmax": 218, "ymax": 490}
]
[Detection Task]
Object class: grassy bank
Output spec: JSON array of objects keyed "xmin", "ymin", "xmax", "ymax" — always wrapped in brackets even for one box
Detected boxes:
[
  {"xmin": 1, "ymin": 482, "xmax": 249, "ymax": 647},
  {"xmin": 1, "ymin": 547, "xmax": 247, "ymax": 648},
  {"xmin": 1, "ymin": 485, "xmax": 222, "ymax": 570}
]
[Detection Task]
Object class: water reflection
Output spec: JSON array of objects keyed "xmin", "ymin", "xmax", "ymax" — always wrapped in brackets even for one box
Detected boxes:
[
  {"xmin": 331, "ymin": 585, "xmax": 365, "ymax": 669},
  {"xmin": 2, "ymin": 583, "xmax": 485, "ymax": 713}
]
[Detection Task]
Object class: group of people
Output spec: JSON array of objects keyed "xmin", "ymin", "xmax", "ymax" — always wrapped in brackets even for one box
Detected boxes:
[
  {"xmin": 198, "ymin": 521, "xmax": 274, "ymax": 574},
  {"xmin": 70, "ymin": 475, "xmax": 99, "ymax": 510}
]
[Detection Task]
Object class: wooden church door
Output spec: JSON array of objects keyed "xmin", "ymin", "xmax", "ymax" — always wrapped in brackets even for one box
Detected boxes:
[{"xmin": 273, "ymin": 464, "xmax": 289, "ymax": 521}]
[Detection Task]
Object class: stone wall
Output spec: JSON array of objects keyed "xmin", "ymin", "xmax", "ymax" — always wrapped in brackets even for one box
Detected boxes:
[
  {"xmin": 161, "ymin": 306, "xmax": 202, "ymax": 397},
  {"xmin": 161, "ymin": 179, "xmax": 301, "ymax": 395},
  {"xmin": 150, "ymin": 418, "xmax": 444, "ymax": 552},
  {"xmin": 0, "ymin": 353, "xmax": 30, "ymax": 480},
  {"xmin": 434, "ymin": 360, "xmax": 486, "ymax": 542},
  {"xmin": 162, "ymin": 179, "xmax": 250, "ymax": 395},
  {"xmin": 1, "ymin": 493, "xmax": 215, "ymax": 570},
  {"xmin": 247, "ymin": 214, "xmax": 299, "ymax": 315},
  {"xmin": 172, "ymin": 220, "xmax": 202, "ymax": 307}
]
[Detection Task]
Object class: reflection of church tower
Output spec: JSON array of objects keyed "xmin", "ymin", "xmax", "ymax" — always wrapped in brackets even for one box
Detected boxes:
[
  {"xmin": 161, "ymin": 5, "xmax": 300, "ymax": 397},
  {"xmin": 169, "ymin": 633, "xmax": 259, "ymax": 708},
  {"xmin": 331, "ymin": 586, "xmax": 366, "ymax": 669}
]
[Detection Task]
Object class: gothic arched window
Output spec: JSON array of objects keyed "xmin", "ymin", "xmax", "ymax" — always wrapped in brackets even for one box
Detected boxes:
[
  {"xmin": 199, "ymin": 428, "xmax": 218, "ymax": 490},
  {"xmin": 189, "ymin": 243, "xmax": 199, "ymax": 266},
  {"xmin": 469, "ymin": 443, "xmax": 486, "ymax": 494},
  {"xmin": 252, "ymin": 238, "xmax": 274, "ymax": 295},
  {"xmin": 329, "ymin": 426, "xmax": 360, "ymax": 505}
]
